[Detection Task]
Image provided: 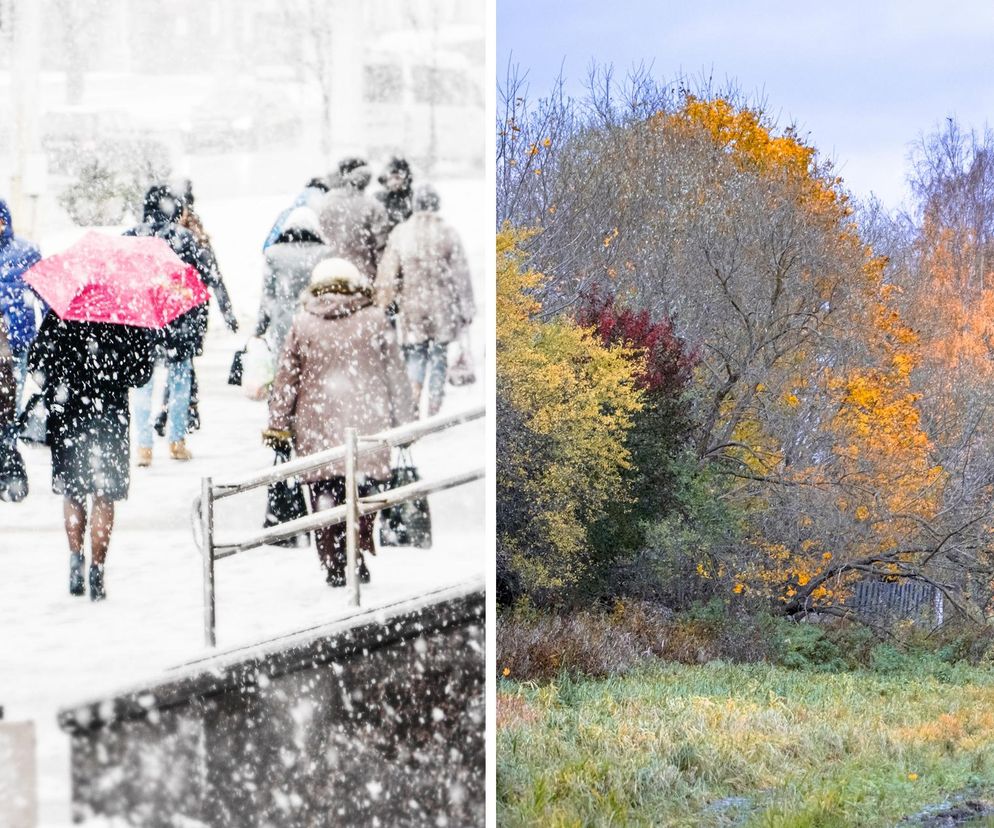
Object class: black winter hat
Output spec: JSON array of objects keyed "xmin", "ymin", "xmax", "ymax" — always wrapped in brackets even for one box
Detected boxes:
[
  {"xmin": 338, "ymin": 157, "xmax": 368, "ymax": 176},
  {"xmin": 378, "ymin": 157, "xmax": 412, "ymax": 187},
  {"xmin": 143, "ymin": 184, "xmax": 182, "ymax": 224}
]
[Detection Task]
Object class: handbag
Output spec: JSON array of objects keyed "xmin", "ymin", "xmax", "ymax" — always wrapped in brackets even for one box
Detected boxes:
[
  {"xmin": 17, "ymin": 392, "xmax": 48, "ymax": 446},
  {"xmin": 0, "ymin": 437, "xmax": 28, "ymax": 502},
  {"xmin": 378, "ymin": 446, "xmax": 432, "ymax": 548},
  {"xmin": 447, "ymin": 333, "xmax": 476, "ymax": 387},
  {"xmin": 227, "ymin": 345, "xmax": 246, "ymax": 386},
  {"xmin": 262, "ymin": 446, "xmax": 310, "ymax": 547}
]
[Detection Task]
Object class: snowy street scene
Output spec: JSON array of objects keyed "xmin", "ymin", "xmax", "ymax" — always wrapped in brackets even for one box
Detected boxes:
[{"xmin": 0, "ymin": 1, "xmax": 485, "ymax": 824}]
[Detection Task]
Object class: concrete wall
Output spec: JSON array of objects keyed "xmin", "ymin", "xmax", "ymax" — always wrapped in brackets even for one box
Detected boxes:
[
  {"xmin": 0, "ymin": 721, "xmax": 36, "ymax": 828},
  {"xmin": 59, "ymin": 582, "xmax": 484, "ymax": 827}
]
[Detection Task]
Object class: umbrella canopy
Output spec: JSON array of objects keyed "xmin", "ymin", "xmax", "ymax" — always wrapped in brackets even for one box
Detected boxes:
[{"xmin": 23, "ymin": 231, "xmax": 209, "ymax": 328}]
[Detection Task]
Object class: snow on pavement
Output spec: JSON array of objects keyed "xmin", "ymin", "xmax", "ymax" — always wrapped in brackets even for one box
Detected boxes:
[{"xmin": 0, "ymin": 181, "xmax": 486, "ymax": 825}]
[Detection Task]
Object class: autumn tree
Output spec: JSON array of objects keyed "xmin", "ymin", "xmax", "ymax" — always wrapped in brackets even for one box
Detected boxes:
[
  {"xmin": 496, "ymin": 229, "xmax": 644, "ymax": 604},
  {"xmin": 497, "ymin": 69, "xmax": 994, "ymax": 621}
]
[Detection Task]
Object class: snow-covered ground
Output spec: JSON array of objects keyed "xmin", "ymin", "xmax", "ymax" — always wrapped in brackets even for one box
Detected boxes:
[{"xmin": 0, "ymin": 179, "xmax": 486, "ymax": 825}]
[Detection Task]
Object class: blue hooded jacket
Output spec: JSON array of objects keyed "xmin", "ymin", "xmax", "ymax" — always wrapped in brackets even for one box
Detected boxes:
[{"xmin": 0, "ymin": 199, "xmax": 42, "ymax": 355}]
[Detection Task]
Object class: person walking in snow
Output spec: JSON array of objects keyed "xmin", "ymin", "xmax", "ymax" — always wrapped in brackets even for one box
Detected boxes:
[
  {"xmin": 28, "ymin": 312, "xmax": 155, "ymax": 599},
  {"xmin": 316, "ymin": 158, "xmax": 390, "ymax": 284},
  {"xmin": 126, "ymin": 184, "xmax": 219, "ymax": 464},
  {"xmin": 375, "ymin": 185, "xmax": 475, "ymax": 418},
  {"xmin": 147, "ymin": 178, "xmax": 238, "ymax": 436},
  {"xmin": 264, "ymin": 257, "xmax": 414, "ymax": 587},
  {"xmin": 254, "ymin": 206, "xmax": 329, "ymax": 359},
  {"xmin": 376, "ymin": 156, "xmax": 414, "ymax": 235},
  {"xmin": 0, "ymin": 198, "xmax": 42, "ymax": 412}
]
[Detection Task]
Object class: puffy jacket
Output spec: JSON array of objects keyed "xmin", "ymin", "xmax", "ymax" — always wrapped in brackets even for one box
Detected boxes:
[{"xmin": 0, "ymin": 199, "xmax": 42, "ymax": 356}]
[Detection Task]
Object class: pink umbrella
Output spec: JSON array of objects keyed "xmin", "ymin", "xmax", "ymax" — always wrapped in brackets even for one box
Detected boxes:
[{"xmin": 23, "ymin": 231, "xmax": 209, "ymax": 328}]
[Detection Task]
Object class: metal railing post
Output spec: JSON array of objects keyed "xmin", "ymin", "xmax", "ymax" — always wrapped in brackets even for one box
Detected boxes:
[
  {"xmin": 344, "ymin": 427, "xmax": 360, "ymax": 608},
  {"xmin": 201, "ymin": 476, "xmax": 216, "ymax": 647}
]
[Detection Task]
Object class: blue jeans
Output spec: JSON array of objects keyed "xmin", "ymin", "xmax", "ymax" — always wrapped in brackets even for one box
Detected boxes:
[
  {"xmin": 133, "ymin": 360, "xmax": 191, "ymax": 447},
  {"xmin": 402, "ymin": 340, "xmax": 448, "ymax": 416}
]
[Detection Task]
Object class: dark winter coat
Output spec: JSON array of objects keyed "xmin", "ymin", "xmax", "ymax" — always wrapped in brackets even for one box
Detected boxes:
[
  {"xmin": 376, "ymin": 157, "xmax": 414, "ymax": 233},
  {"xmin": 123, "ymin": 197, "xmax": 217, "ymax": 363},
  {"xmin": 29, "ymin": 312, "xmax": 155, "ymax": 432},
  {"xmin": 376, "ymin": 188, "xmax": 413, "ymax": 235},
  {"xmin": 28, "ymin": 313, "xmax": 155, "ymax": 500},
  {"xmin": 256, "ymin": 227, "xmax": 330, "ymax": 359},
  {"xmin": 268, "ymin": 286, "xmax": 414, "ymax": 483},
  {"xmin": 316, "ymin": 188, "xmax": 390, "ymax": 283},
  {"xmin": 178, "ymin": 207, "xmax": 237, "ymax": 331},
  {"xmin": 0, "ymin": 199, "xmax": 42, "ymax": 356}
]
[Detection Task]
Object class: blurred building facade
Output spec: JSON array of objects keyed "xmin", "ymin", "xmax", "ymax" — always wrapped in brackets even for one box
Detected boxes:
[{"xmin": 0, "ymin": 0, "xmax": 484, "ymax": 211}]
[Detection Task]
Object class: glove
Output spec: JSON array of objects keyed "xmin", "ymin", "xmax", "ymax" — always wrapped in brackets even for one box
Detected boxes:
[
  {"xmin": 262, "ymin": 427, "xmax": 292, "ymax": 453},
  {"xmin": 225, "ymin": 314, "xmax": 239, "ymax": 334}
]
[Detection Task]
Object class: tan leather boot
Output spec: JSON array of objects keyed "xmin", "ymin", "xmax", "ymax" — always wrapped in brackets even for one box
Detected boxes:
[
  {"xmin": 169, "ymin": 440, "xmax": 193, "ymax": 461},
  {"xmin": 136, "ymin": 447, "xmax": 153, "ymax": 467}
]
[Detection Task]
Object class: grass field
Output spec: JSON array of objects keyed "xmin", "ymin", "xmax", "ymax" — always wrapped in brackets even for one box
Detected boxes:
[{"xmin": 497, "ymin": 662, "xmax": 994, "ymax": 827}]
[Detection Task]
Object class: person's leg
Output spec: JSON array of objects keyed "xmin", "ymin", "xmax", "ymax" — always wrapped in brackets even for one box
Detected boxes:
[
  {"xmin": 188, "ymin": 363, "xmax": 201, "ymax": 431},
  {"xmin": 132, "ymin": 372, "xmax": 155, "ymax": 462},
  {"xmin": 425, "ymin": 340, "xmax": 449, "ymax": 417},
  {"xmin": 64, "ymin": 496, "xmax": 86, "ymax": 554},
  {"xmin": 90, "ymin": 495, "xmax": 114, "ymax": 566},
  {"xmin": 309, "ymin": 478, "xmax": 347, "ymax": 585},
  {"xmin": 166, "ymin": 359, "xmax": 192, "ymax": 458},
  {"xmin": 403, "ymin": 342, "xmax": 429, "ymax": 418},
  {"xmin": 356, "ymin": 480, "xmax": 379, "ymax": 583},
  {"xmin": 65, "ymin": 495, "xmax": 87, "ymax": 596}
]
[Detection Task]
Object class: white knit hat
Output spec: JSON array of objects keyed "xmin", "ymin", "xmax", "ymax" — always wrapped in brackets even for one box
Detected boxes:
[
  {"xmin": 282, "ymin": 206, "xmax": 321, "ymax": 236},
  {"xmin": 310, "ymin": 257, "xmax": 367, "ymax": 291}
]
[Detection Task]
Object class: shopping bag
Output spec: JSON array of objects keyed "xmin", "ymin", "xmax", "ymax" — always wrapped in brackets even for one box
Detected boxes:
[
  {"xmin": 447, "ymin": 334, "xmax": 476, "ymax": 386},
  {"xmin": 227, "ymin": 345, "xmax": 246, "ymax": 386},
  {"xmin": 0, "ymin": 438, "xmax": 28, "ymax": 502},
  {"xmin": 263, "ymin": 446, "xmax": 310, "ymax": 547},
  {"xmin": 378, "ymin": 447, "xmax": 432, "ymax": 548},
  {"xmin": 242, "ymin": 336, "xmax": 275, "ymax": 400}
]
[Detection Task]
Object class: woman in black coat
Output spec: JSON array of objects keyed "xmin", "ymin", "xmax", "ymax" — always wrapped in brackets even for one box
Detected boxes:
[{"xmin": 29, "ymin": 313, "xmax": 155, "ymax": 600}]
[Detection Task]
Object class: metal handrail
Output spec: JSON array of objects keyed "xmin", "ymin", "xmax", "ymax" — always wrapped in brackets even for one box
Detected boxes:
[
  {"xmin": 197, "ymin": 406, "xmax": 485, "ymax": 647},
  {"xmin": 214, "ymin": 468, "xmax": 484, "ymax": 557},
  {"xmin": 212, "ymin": 406, "xmax": 484, "ymax": 500}
]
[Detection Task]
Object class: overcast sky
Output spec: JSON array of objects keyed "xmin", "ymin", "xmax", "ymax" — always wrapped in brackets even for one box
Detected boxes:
[{"xmin": 497, "ymin": 0, "xmax": 994, "ymax": 211}]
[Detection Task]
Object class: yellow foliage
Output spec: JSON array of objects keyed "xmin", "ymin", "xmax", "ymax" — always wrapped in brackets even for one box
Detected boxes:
[
  {"xmin": 657, "ymin": 95, "xmax": 847, "ymax": 222},
  {"xmin": 497, "ymin": 228, "xmax": 644, "ymax": 590}
]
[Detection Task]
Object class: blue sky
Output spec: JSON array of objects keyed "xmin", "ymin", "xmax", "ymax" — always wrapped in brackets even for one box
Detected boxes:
[{"xmin": 497, "ymin": 0, "xmax": 994, "ymax": 210}]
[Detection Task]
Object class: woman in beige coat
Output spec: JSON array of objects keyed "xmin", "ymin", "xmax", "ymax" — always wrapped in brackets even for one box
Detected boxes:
[
  {"xmin": 265, "ymin": 257, "xmax": 414, "ymax": 586},
  {"xmin": 376, "ymin": 185, "xmax": 475, "ymax": 417}
]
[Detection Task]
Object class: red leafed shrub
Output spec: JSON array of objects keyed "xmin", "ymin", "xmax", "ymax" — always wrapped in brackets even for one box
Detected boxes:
[{"xmin": 576, "ymin": 289, "xmax": 697, "ymax": 396}]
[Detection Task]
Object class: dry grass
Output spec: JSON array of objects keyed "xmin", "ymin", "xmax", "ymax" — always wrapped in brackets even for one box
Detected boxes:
[
  {"xmin": 497, "ymin": 601, "xmax": 777, "ymax": 682},
  {"xmin": 497, "ymin": 662, "xmax": 994, "ymax": 827}
]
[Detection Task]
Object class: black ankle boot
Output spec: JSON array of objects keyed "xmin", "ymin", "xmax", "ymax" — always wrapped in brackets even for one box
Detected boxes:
[
  {"xmin": 69, "ymin": 553, "xmax": 85, "ymax": 596},
  {"xmin": 358, "ymin": 562, "xmax": 370, "ymax": 584},
  {"xmin": 89, "ymin": 564, "xmax": 106, "ymax": 601}
]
